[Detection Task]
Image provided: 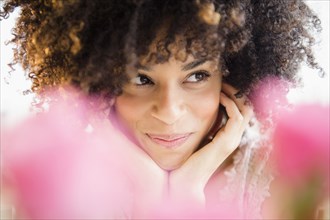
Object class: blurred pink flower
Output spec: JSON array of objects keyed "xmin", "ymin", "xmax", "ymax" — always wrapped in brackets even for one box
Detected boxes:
[
  {"xmin": 2, "ymin": 89, "xmax": 132, "ymax": 219},
  {"xmin": 150, "ymin": 200, "xmax": 243, "ymax": 219},
  {"xmin": 273, "ymin": 104, "xmax": 330, "ymax": 190},
  {"xmin": 1, "ymin": 87, "xmax": 253, "ymax": 219},
  {"xmin": 250, "ymin": 76, "xmax": 290, "ymax": 124}
]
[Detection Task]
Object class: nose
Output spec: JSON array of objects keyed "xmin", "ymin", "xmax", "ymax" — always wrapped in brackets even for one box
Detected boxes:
[{"xmin": 151, "ymin": 86, "xmax": 186, "ymax": 125}]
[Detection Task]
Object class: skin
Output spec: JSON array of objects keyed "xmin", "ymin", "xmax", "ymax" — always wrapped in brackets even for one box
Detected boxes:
[
  {"xmin": 115, "ymin": 55, "xmax": 222, "ymax": 171},
  {"xmin": 113, "ymin": 54, "xmax": 254, "ymax": 217}
]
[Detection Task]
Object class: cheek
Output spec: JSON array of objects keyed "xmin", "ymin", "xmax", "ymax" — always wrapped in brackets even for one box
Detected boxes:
[
  {"xmin": 189, "ymin": 89, "xmax": 220, "ymax": 126},
  {"xmin": 114, "ymin": 95, "xmax": 149, "ymax": 130}
]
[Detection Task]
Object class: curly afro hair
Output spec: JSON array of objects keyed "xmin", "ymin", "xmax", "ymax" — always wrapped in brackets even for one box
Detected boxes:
[{"xmin": 1, "ymin": 0, "xmax": 323, "ymax": 100}]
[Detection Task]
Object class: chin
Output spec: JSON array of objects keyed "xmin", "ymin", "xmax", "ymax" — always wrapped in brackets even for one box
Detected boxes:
[{"xmin": 156, "ymin": 159, "xmax": 185, "ymax": 171}]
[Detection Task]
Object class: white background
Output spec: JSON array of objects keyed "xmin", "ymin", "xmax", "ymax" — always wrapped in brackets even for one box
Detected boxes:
[{"xmin": 1, "ymin": 1, "xmax": 329, "ymax": 127}]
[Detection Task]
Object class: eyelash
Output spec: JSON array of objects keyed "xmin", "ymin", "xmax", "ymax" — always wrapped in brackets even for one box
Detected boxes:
[
  {"xmin": 134, "ymin": 74, "xmax": 154, "ymax": 86},
  {"xmin": 185, "ymin": 70, "xmax": 211, "ymax": 83},
  {"xmin": 133, "ymin": 70, "xmax": 211, "ymax": 87}
]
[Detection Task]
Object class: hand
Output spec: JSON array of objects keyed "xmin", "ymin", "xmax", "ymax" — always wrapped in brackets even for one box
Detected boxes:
[{"xmin": 168, "ymin": 83, "xmax": 253, "ymax": 208}]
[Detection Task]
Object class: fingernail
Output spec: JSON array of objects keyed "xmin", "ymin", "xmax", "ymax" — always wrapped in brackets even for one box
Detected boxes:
[{"xmin": 234, "ymin": 91, "xmax": 243, "ymax": 98}]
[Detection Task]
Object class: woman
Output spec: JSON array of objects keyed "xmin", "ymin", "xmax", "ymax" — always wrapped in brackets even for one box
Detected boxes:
[{"xmin": 1, "ymin": 0, "xmax": 323, "ymax": 218}]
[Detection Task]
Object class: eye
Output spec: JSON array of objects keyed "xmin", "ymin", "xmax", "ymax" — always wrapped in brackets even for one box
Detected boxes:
[
  {"xmin": 131, "ymin": 74, "xmax": 154, "ymax": 86},
  {"xmin": 185, "ymin": 71, "xmax": 211, "ymax": 83}
]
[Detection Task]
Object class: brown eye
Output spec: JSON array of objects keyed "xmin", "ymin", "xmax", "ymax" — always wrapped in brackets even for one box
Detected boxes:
[
  {"xmin": 131, "ymin": 74, "xmax": 154, "ymax": 86},
  {"xmin": 185, "ymin": 71, "xmax": 211, "ymax": 83}
]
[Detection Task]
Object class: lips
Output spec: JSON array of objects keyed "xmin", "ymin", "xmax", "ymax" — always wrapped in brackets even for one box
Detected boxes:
[{"xmin": 146, "ymin": 133, "xmax": 192, "ymax": 148}]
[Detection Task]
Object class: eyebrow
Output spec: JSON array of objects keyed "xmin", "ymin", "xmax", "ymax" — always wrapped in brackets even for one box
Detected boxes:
[
  {"xmin": 136, "ymin": 63, "xmax": 152, "ymax": 71},
  {"xmin": 181, "ymin": 59, "xmax": 208, "ymax": 71}
]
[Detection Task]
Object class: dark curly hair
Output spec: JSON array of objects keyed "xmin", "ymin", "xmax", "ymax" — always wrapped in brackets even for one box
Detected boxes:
[{"xmin": 0, "ymin": 0, "xmax": 323, "ymax": 101}]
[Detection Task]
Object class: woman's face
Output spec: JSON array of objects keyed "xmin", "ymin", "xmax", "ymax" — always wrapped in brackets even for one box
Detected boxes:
[{"xmin": 115, "ymin": 55, "xmax": 222, "ymax": 170}]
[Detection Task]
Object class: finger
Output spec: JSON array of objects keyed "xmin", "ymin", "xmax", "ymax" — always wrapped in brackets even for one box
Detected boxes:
[
  {"xmin": 218, "ymin": 92, "xmax": 242, "ymax": 133},
  {"xmin": 221, "ymin": 83, "xmax": 240, "ymax": 100},
  {"xmin": 173, "ymin": 86, "xmax": 254, "ymax": 188},
  {"xmin": 177, "ymin": 93, "xmax": 243, "ymax": 184},
  {"xmin": 221, "ymin": 83, "xmax": 246, "ymax": 111},
  {"xmin": 202, "ymin": 90, "xmax": 243, "ymax": 147},
  {"xmin": 221, "ymin": 83, "xmax": 253, "ymax": 127},
  {"xmin": 202, "ymin": 105, "xmax": 225, "ymax": 143},
  {"xmin": 178, "ymin": 90, "xmax": 254, "ymax": 185}
]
